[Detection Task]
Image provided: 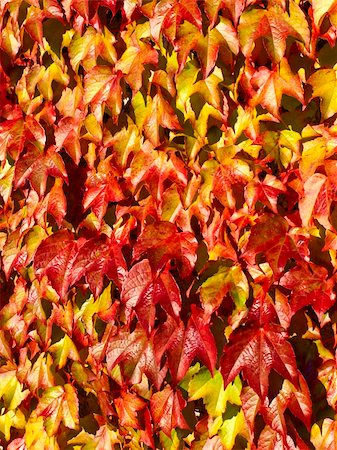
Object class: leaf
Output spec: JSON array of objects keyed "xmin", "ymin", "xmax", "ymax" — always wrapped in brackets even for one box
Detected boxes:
[
  {"xmin": 128, "ymin": 147, "xmax": 188, "ymax": 204},
  {"xmin": 37, "ymin": 63, "xmax": 69, "ymax": 101},
  {"xmin": 83, "ymin": 66, "xmax": 123, "ymax": 119},
  {"xmin": 283, "ymin": 376, "xmax": 312, "ymax": 430},
  {"xmin": 221, "ymin": 323, "xmax": 298, "ymax": 399},
  {"xmin": 165, "ymin": 306, "xmax": 217, "ymax": 382},
  {"xmin": 219, "ymin": 409, "xmax": 247, "ymax": 450},
  {"xmin": 243, "ymin": 214, "xmax": 300, "ymax": 277},
  {"xmin": 106, "ymin": 326, "xmax": 165, "ymax": 389},
  {"xmin": 298, "ymin": 173, "xmax": 327, "ymax": 227},
  {"xmin": 46, "ymin": 178, "xmax": 67, "ymax": 227},
  {"xmin": 311, "ymin": 0, "xmax": 337, "ymax": 28},
  {"xmin": 212, "ymin": 158, "xmax": 252, "ymax": 210},
  {"xmin": 241, "ymin": 386, "xmax": 261, "ymax": 436},
  {"xmin": 288, "ymin": 0, "xmax": 310, "ymax": 49},
  {"xmin": 48, "ymin": 334, "xmax": 80, "ymax": 369},
  {"xmin": 116, "ymin": 37, "xmax": 158, "ymax": 93},
  {"xmin": 121, "ymin": 259, "xmax": 181, "ymax": 332},
  {"xmin": 299, "ymin": 135, "xmax": 326, "ymax": 181},
  {"xmin": 238, "ymin": 7, "xmax": 303, "ymax": 63},
  {"xmin": 318, "ymin": 358, "xmax": 337, "ymax": 410},
  {"xmin": 144, "ymin": 90, "xmax": 182, "ymax": 147},
  {"xmin": 14, "ymin": 144, "xmax": 68, "ymax": 197},
  {"xmin": 150, "ymin": 385, "xmax": 189, "ymax": 436},
  {"xmin": 280, "ymin": 262, "xmax": 335, "ymax": 314},
  {"xmin": 0, "ymin": 363, "xmax": 29, "ymax": 410},
  {"xmin": 311, "ymin": 419, "xmax": 337, "ymax": 450},
  {"xmin": 222, "ymin": 0, "xmax": 245, "ymax": 25},
  {"xmin": 71, "ymin": 234, "xmax": 127, "ymax": 297},
  {"xmin": 0, "ymin": 161, "xmax": 14, "ymax": 205},
  {"xmin": 195, "ymin": 28, "xmax": 221, "ymax": 79},
  {"xmin": 204, "ymin": 0, "xmax": 226, "ymax": 28},
  {"xmin": 248, "ymin": 59, "xmax": 304, "ymax": 119},
  {"xmin": 82, "ymin": 157, "xmax": 124, "ymax": 222},
  {"xmin": 247, "ymin": 284, "xmax": 278, "ymax": 327},
  {"xmin": 188, "ymin": 368, "xmax": 242, "ymax": 417},
  {"xmin": 150, "ymin": 0, "xmax": 202, "ymax": 44},
  {"xmin": 33, "ymin": 384, "xmax": 79, "ymax": 435},
  {"xmin": 24, "ymin": 5, "xmax": 44, "ymax": 44},
  {"xmin": 191, "ymin": 72, "xmax": 223, "ymax": 110},
  {"xmin": 54, "ymin": 116, "xmax": 82, "ymax": 164},
  {"xmin": 257, "ymin": 426, "xmax": 297, "ymax": 450},
  {"xmin": 308, "ymin": 69, "xmax": 337, "ymax": 120},
  {"xmin": 199, "ymin": 264, "xmax": 249, "ymax": 315},
  {"xmin": 133, "ymin": 221, "xmax": 198, "ymax": 278},
  {"xmin": 0, "ymin": 409, "xmax": 26, "ymax": 442},
  {"xmin": 26, "ymin": 353, "xmax": 54, "ymax": 392},
  {"xmin": 246, "ymin": 174, "xmax": 287, "ymax": 213},
  {"xmin": 34, "ymin": 230, "xmax": 78, "ymax": 299},
  {"xmin": 0, "ymin": 330, "xmax": 13, "ymax": 361},
  {"xmin": 114, "ymin": 391, "xmax": 146, "ymax": 429},
  {"xmin": 106, "ymin": 122, "xmax": 141, "ymax": 171}
]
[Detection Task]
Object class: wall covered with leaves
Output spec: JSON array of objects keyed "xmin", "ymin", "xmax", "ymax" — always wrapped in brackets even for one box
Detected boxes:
[{"xmin": 1, "ymin": 0, "xmax": 337, "ymax": 448}]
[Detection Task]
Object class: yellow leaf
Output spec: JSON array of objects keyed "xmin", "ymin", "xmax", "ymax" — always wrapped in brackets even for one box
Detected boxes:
[
  {"xmin": 49, "ymin": 334, "xmax": 80, "ymax": 369},
  {"xmin": 308, "ymin": 69, "xmax": 337, "ymax": 120},
  {"xmin": 0, "ymin": 408, "xmax": 25, "ymax": 442},
  {"xmin": 219, "ymin": 409, "xmax": 247, "ymax": 450}
]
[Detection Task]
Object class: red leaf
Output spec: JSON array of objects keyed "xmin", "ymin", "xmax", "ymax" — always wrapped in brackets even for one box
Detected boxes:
[
  {"xmin": 116, "ymin": 39, "xmax": 158, "ymax": 94},
  {"xmin": 257, "ymin": 426, "xmax": 297, "ymax": 450},
  {"xmin": 34, "ymin": 230, "xmax": 78, "ymax": 299},
  {"xmin": 247, "ymin": 284, "xmax": 277, "ymax": 327},
  {"xmin": 150, "ymin": 385, "xmax": 189, "ymax": 436},
  {"xmin": 222, "ymin": 0, "xmax": 245, "ymax": 25},
  {"xmin": 71, "ymin": 234, "xmax": 127, "ymax": 298},
  {"xmin": 243, "ymin": 214, "xmax": 300, "ymax": 277},
  {"xmin": 133, "ymin": 221, "xmax": 198, "ymax": 277},
  {"xmin": 114, "ymin": 390, "xmax": 146, "ymax": 429},
  {"xmin": 150, "ymin": 0, "xmax": 202, "ymax": 45},
  {"xmin": 128, "ymin": 148, "xmax": 187, "ymax": 204},
  {"xmin": 0, "ymin": 116, "xmax": 25, "ymax": 161},
  {"xmin": 106, "ymin": 326, "xmax": 166, "ymax": 389},
  {"xmin": 246, "ymin": 59, "xmax": 304, "ymax": 119},
  {"xmin": 84, "ymin": 66, "xmax": 123, "ymax": 120},
  {"xmin": 241, "ymin": 386, "xmax": 261, "ymax": 436},
  {"xmin": 47, "ymin": 178, "xmax": 67, "ymax": 227},
  {"xmin": 280, "ymin": 262, "xmax": 335, "ymax": 314},
  {"xmin": 246, "ymin": 174, "xmax": 287, "ymax": 213},
  {"xmin": 221, "ymin": 323, "xmax": 298, "ymax": 399},
  {"xmin": 83, "ymin": 157, "xmax": 124, "ymax": 222},
  {"xmin": 14, "ymin": 144, "xmax": 68, "ymax": 197},
  {"xmin": 213, "ymin": 159, "xmax": 252, "ymax": 210},
  {"xmin": 299, "ymin": 173, "xmax": 328, "ymax": 228},
  {"xmin": 238, "ymin": 7, "xmax": 304, "ymax": 63},
  {"xmin": 54, "ymin": 116, "xmax": 82, "ymax": 165},
  {"xmin": 121, "ymin": 259, "xmax": 181, "ymax": 333},
  {"xmin": 162, "ymin": 306, "xmax": 217, "ymax": 382}
]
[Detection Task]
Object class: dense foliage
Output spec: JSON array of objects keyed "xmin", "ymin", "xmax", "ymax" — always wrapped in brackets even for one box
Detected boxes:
[{"xmin": 1, "ymin": 0, "xmax": 337, "ymax": 448}]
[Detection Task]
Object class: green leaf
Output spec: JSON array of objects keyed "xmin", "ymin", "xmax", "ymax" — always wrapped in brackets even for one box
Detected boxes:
[
  {"xmin": 0, "ymin": 364, "xmax": 29, "ymax": 410},
  {"xmin": 200, "ymin": 265, "xmax": 249, "ymax": 315},
  {"xmin": 48, "ymin": 334, "xmax": 80, "ymax": 369},
  {"xmin": 219, "ymin": 409, "xmax": 247, "ymax": 450},
  {"xmin": 188, "ymin": 368, "xmax": 242, "ymax": 417}
]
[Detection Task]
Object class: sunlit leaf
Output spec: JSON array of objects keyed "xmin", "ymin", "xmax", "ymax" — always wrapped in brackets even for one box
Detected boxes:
[
  {"xmin": 33, "ymin": 384, "xmax": 79, "ymax": 435},
  {"xmin": 221, "ymin": 323, "xmax": 298, "ymax": 399}
]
